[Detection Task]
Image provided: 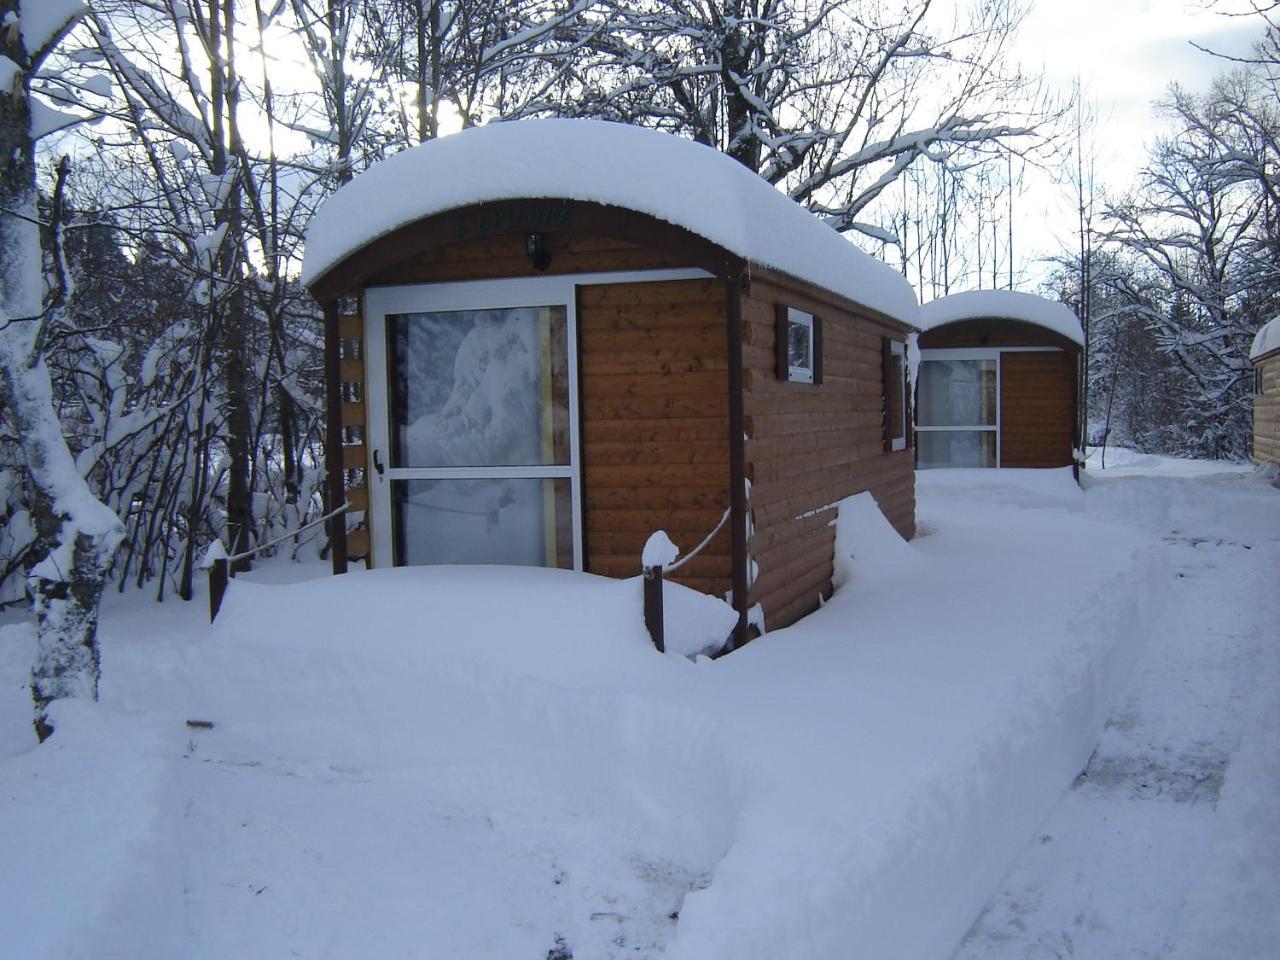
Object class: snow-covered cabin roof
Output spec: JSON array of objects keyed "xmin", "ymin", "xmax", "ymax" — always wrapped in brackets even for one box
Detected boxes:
[
  {"xmin": 302, "ymin": 119, "xmax": 918, "ymax": 323},
  {"xmin": 919, "ymin": 290, "xmax": 1084, "ymax": 347},
  {"xmin": 1251, "ymin": 316, "xmax": 1280, "ymax": 361}
]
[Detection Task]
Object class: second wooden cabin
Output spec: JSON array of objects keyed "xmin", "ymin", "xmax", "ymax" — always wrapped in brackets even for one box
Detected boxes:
[
  {"xmin": 301, "ymin": 119, "xmax": 919, "ymax": 644},
  {"xmin": 915, "ymin": 291, "xmax": 1084, "ymax": 470},
  {"xmin": 1252, "ymin": 317, "xmax": 1280, "ymax": 468}
]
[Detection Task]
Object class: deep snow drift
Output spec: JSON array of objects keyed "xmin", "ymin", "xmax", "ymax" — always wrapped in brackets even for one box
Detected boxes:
[{"xmin": 4, "ymin": 465, "xmax": 1247, "ymax": 960}]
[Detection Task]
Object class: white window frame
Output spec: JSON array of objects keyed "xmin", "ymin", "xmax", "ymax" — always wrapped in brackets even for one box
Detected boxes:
[
  {"xmin": 890, "ymin": 340, "xmax": 907, "ymax": 452},
  {"xmin": 787, "ymin": 307, "xmax": 816, "ymax": 383},
  {"xmin": 363, "ymin": 268, "xmax": 710, "ymax": 570}
]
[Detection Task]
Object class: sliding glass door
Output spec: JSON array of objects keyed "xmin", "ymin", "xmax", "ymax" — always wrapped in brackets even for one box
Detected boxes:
[
  {"xmin": 365, "ymin": 281, "xmax": 581, "ymax": 570},
  {"xmin": 916, "ymin": 350, "xmax": 999, "ymax": 468}
]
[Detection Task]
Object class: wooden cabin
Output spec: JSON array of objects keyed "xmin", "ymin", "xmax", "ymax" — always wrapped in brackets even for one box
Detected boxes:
[
  {"xmin": 915, "ymin": 291, "xmax": 1083, "ymax": 470},
  {"xmin": 301, "ymin": 119, "xmax": 918, "ymax": 642},
  {"xmin": 1252, "ymin": 317, "xmax": 1280, "ymax": 466}
]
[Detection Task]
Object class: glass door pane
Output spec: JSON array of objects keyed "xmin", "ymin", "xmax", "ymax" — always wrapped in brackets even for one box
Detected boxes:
[
  {"xmin": 916, "ymin": 356, "xmax": 999, "ymax": 469},
  {"xmin": 917, "ymin": 431, "xmax": 997, "ymax": 468},
  {"xmin": 386, "ymin": 306, "xmax": 570, "ymax": 468},
  {"xmin": 391, "ymin": 477, "xmax": 574, "ymax": 568},
  {"xmin": 917, "ymin": 359, "xmax": 997, "ymax": 427}
]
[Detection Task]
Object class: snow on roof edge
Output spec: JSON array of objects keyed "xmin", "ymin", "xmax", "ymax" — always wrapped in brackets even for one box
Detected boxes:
[
  {"xmin": 919, "ymin": 290, "xmax": 1084, "ymax": 347},
  {"xmin": 1250, "ymin": 316, "xmax": 1280, "ymax": 361},
  {"xmin": 302, "ymin": 119, "xmax": 918, "ymax": 324}
]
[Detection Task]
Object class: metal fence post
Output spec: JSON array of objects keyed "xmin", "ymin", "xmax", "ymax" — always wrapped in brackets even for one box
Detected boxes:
[{"xmin": 643, "ymin": 565, "xmax": 664, "ymax": 653}]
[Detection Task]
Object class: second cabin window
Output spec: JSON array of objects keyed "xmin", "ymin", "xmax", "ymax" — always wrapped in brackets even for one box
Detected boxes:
[{"xmin": 776, "ymin": 305, "xmax": 823, "ymax": 384}]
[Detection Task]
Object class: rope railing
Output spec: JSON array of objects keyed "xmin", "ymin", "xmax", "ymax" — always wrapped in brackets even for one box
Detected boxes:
[
  {"xmin": 641, "ymin": 506, "xmax": 732, "ymax": 653},
  {"xmin": 208, "ymin": 503, "xmax": 351, "ymax": 622},
  {"xmin": 664, "ymin": 507, "xmax": 730, "ymax": 574}
]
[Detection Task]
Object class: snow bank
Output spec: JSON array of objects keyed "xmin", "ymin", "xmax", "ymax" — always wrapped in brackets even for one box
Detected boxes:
[
  {"xmin": 0, "ymin": 699, "xmax": 183, "ymax": 960},
  {"xmin": 664, "ymin": 481, "xmax": 1154, "ymax": 960},
  {"xmin": 655, "ymin": 576, "xmax": 739, "ymax": 658},
  {"xmin": 920, "ymin": 289, "xmax": 1084, "ymax": 346},
  {"xmin": 302, "ymin": 119, "xmax": 918, "ymax": 324},
  {"xmin": 1250, "ymin": 315, "xmax": 1280, "ymax": 361},
  {"xmin": 1084, "ymin": 445, "xmax": 1253, "ymax": 478},
  {"xmin": 1, "ymin": 479, "xmax": 1160, "ymax": 960},
  {"xmin": 830, "ymin": 490, "xmax": 924, "ymax": 590}
]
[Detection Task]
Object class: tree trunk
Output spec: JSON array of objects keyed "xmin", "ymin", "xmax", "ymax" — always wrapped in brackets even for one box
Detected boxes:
[
  {"xmin": 1, "ymin": 0, "xmax": 122, "ymax": 739},
  {"xmin": 0, "ymin": 358, "xmax": 121, "ymax": 741}
]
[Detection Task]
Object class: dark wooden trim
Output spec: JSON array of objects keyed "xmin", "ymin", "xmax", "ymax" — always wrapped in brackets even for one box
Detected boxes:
[
  {"xmin": 209, "ymin": 558, "xmax": 228, "ymax": 622},
  {"xmin": 775, "ymin": 304, "xmax": 822, "ymax": 385},
  {"xmin": 1073, "ymin": 350, "xmax": 1083, "ymax": 484},
  {"xmin": 881, "ymin": 336, "xmax": 893, "ymax": 453},
  {"xmin": 574, "ymin": 283, "xmax": 590, "ymax": 569},
  {"xmin": 774, "ymin": 303, "xmax": 789, "ymax": 381},
  {"xmin": 322, "ymin": 300, "xmax": 348, "ymax": 575},
  {"xmin": 310, "ymin": 199, "xmax": 747, "ymax": 299},
  {"xmin": 918, "ymin": 317, "xmax": 1082, "ymax": 353},
  {"xmin": 813, "ymin": 314, "xmax": 824, "ymax": 385},
  {"xmin": 643, "ymin": 565, "xmax": 665, "ymax": 653},
  {"xmin": 905, "ymin": 349, "xmax": 914, "ymax": 450},
  {"xmin": 726, "ymin": 275, "xmax": 750, "ymax": 649}
]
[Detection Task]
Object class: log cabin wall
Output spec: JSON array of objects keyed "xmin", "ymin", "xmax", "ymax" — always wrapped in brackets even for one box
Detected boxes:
[
  {"xmin": 740, "ymin": 273, "xmax": 916, "ymax": 632},
  {"xmin": 365, "ymin": 232, "xmax": 685, "ymax": 285},
  {"xmin": 917, "ymin": 317, "xmax": 1079, "ymax": 352},
  {"xmin": 578, "ymin": 277, "xmax": 733, "ymax": 598},
  {"xmin": 999, "ymin": 351, "xmax": 1077, "ymax": 468},
  {"xmin": 1255, "ymin": 351, "xmax": 1280, "ymax": 465},
  {"xmin": 356, "ymin": 229, "xmax": 731, "ymax": 594}
]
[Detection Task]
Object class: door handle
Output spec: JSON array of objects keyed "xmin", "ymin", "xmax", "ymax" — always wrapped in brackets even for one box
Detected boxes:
[{"xmin": 372, "ymin": 448, "xmax": 385, "ymax": 478}]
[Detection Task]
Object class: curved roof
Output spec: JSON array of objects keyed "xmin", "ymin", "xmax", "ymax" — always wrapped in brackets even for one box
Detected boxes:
[
  {"xmin": 302, "ymin": 118, "xmax": 918, "ymax": 323},
  {"xmin": 1251, "ymin": 316, "xmax": 1280, "ymax": 361},
  {"xmin": 919, "ymin": 290, "xmax": 1084, "ymax": 347}
]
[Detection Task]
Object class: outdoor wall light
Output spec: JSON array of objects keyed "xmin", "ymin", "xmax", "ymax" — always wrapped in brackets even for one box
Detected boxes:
[{"xmin": 526, "ymin": 232, "xmax": 551, "ymax": 272}]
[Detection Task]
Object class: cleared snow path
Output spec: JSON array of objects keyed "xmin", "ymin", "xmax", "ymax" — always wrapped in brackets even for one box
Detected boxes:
[{"xmin": 954, "ymin": 469, "xmax": 1280, "ymax": 960}]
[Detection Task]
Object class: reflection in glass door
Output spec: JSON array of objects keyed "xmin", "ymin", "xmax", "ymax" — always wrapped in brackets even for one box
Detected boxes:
[
  {"xmin": 365, "ymin": 283, "xmax": 580, "ymax": 570},
  {"xmin": 916, "ymin": 352, "xmax": 999, "ymax": 468}
]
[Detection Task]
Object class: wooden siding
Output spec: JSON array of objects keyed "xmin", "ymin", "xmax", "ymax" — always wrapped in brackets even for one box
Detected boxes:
[
  {"xmin": 336, "ymin": 307, "xmax": 371, "ymax": 563},
  {"xmin": 999, "ymin": 351, "xmax": 1076, "ymax": 468},
  {"xmin": 366, "ymin": 233, "xmax": 684, "ymax": 286},
  {"xmin": 741, "ymin": 276, "xmax": 916, "ymax": 633},
  {"xmin": 1255, "ymin": 352, "xmax": 1280, "ymax": 465},
  {"xmin": 579, "ymin": 278, "xmax": 733, "ymax": 598},
  {"xmin": 919, "ymin": 317, "xmax": 1081, "ymax": 352}
]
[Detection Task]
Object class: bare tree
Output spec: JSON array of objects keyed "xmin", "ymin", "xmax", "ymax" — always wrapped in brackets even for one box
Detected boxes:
[
  {"xmin": 1101, "ymin": 76, "xmax": 1277, "ymax": 458},
  {"xmin": 1, "ymin": 0, "xmax": 124, "ymax": 739},
  {"xmin": 532, "ymin": 0, "xmax": 1060, "ymax": 240}
]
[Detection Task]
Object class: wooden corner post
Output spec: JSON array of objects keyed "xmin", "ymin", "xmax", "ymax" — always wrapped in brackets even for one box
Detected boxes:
[
  {"xmin": 322, "ymin": 299, "xmax": 349, "ymax": 575},
  {"xmin": 725, "ymin": 275, "xmax": 750, "ymax": 650}
]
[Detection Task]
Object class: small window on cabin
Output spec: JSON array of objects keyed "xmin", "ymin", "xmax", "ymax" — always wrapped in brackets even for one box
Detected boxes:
[
  {"xmin": 776, "ymin": 306, "xmax": 821, "ymax": 383},
  {"xmin": 1257, "ymin": 367, "xmax": 1265, "ymax": 395},
  {"xmin": 788, "ymin": 310, "xmax": 815, "ymax": 382},
  {"xmin": 887, "ymin": 341, "xmax": 908, "ymax": 452}
]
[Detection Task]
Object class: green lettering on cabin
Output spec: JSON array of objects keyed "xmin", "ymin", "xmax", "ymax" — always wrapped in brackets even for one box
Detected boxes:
[{"xmin": 453, "ymin": 203, "xmax": 574, "ymax": 239}]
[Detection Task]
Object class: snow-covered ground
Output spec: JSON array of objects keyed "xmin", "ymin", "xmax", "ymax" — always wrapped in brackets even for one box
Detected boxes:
[{"xmin": 1, "ymin": 454, "xmax": 1274, "ymax": 959}]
